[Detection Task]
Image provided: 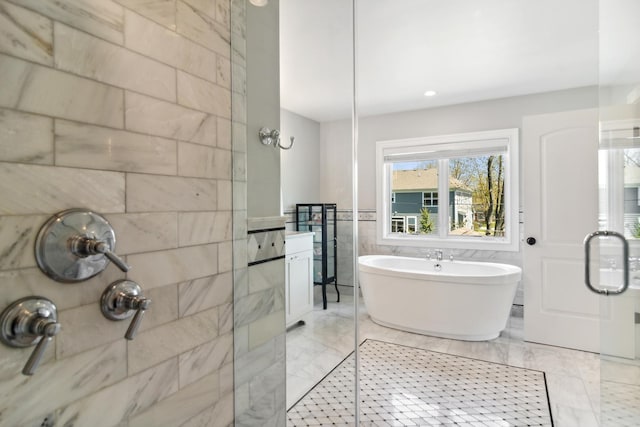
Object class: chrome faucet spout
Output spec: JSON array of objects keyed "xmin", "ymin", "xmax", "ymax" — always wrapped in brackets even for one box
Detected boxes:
[{"xmin": 435, "ymin": 249, "xmax": 443, "ymax": 261}]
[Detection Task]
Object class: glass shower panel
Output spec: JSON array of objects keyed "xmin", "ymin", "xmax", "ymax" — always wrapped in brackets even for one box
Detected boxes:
[
  {"xmin": 598, "ymin": 0, "xmax": 640, "ymax": 425},
  {"xmin": 280, "ymin": 1, "xmax": 356, "ymax": 424}
]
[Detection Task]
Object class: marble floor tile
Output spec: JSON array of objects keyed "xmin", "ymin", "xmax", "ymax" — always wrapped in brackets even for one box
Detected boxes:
[
  {"xmin": 288, "ymin": 340, "xmax": 552, "ymax": 426},
  {"xmin": 285, "ymin": 290, "xmax": 627, "ymax": 426}
]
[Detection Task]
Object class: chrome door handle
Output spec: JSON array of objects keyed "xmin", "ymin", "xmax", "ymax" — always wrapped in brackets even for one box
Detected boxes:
[{"xmin": 584, "ymin": 230, "xmax": 629, "ymax": 295}]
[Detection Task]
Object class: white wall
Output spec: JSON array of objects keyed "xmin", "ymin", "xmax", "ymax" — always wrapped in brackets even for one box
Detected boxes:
[
  {"xmin": 247, "ymin": 0, "xmax": 281, "ymax": 217},
  {"xmin": 321, "ymin": 86, "xmax": 598, "ymax": 210},
  {"xmin": 315, "ymin": 86, "xmax": 599, "ymax": 303},
  {"xmin": 280, "ymin": 109, "xmax": 321, "ymax": 211}
]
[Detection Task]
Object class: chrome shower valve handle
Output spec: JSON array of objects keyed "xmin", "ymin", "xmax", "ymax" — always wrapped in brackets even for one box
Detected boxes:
[
  {"xmin": 35, "ymin": 209, "xmax": 129, "ymax": 282},
  {"xmin": 69, "ymin": 235, "xmax": 130, "ymax": 272},
  {"xmin": 0, "ymin": 297, "xmax": 61, "ymax": 376},
  {"xmin": 101, "ymin": 280, "xmax": 152, "ymax": 340}
]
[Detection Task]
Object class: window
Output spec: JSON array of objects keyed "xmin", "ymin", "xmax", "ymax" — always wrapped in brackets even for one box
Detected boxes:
[
  {"xmin": 406, "ymin": 216, "xmax": 417, "ymax": 233},
  {"xmin": 391, "ymin": 216, "xmax": 405, "ymax": 233},
  {"xmin": 422, "ymin": 192, "xmax": 438, "ymax": 207},
  {"xmin": 376, "ymin": 129, "xmax": 519, "ymax": 251}
]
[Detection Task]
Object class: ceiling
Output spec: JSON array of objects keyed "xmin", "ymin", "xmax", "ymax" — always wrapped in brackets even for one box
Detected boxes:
[{"xmin": 279, "ymin": 0, "xmax": 639, "ymax": 123}]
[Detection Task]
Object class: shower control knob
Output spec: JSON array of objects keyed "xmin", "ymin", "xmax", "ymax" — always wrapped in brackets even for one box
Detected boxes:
[
  {"xmin": 35, "ymin": 209, "xmax": 129, "ymax": 282},
  {"xmin": 0, "ymin": 297, "xmax": 61, "ymax": 376},
  {"xmin": 101, "ymin": 280, "xmax": 151, "ymax": 340},
  {"xmin": 526, "ymin": 237, "xmax": 537, "ymax": 246}
]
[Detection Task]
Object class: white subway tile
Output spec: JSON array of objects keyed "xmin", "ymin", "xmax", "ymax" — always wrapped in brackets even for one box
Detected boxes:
[
  {"xmin": 115, "ymin": 0, "xmax": 176, "ymax": 30},
  {"xmin": 10, "ymin": 0, "xmax": 124, "ymax": 44},
  {"xmin": 181, "ymin": 0, "xmax": 215, "ymax": 20},
  {"xmin": 55, "ymin": 24, "xmax": 176, "ymax": 102},
  {"xmin": 178, "ymin": 211, "xmax": 231, "ymax": 246},
  {"xmin": 218, "ymin": 240, "xmax": 232, "ymax": 273},
  {"xmin": 179, "ymin": 332, "xmax": 232, "ymax": 387},
  {"xmin": 127, "ymin": 308, "xmax": 219, "ymax": 374},
  {"xmin": 178, "ymin": 142, "xmax": 230, "ymax": 179},
  {"xmin": 125, "ymin": 10, "xmax": 217, "ymax": 82},
  {"xmin": 217, "ymin": 117, "xmax": 231, "ymax": 149},
  {"xmin": 125, "ymin": 91, "xmax": 217, "ymax": 145},
  {"xmin": 177, "ymin": 71, "xmax": 231, "ymax": 117},
  {"xmin": 104, "ymin": 212, "xmax": 178, "ymax": 254},
  {"xmin": 55, "ymin": 120, "xmax": 177, "ymax": 174},
  {"xmin": 218, "ymin": 181, "xmax": 233, "ymax": 213},
  {"xmin": 0, "ymin": 264, "xmax": 122, "ymax": 312},
  {"xmin": 0, "ymin": 341, "xmax": 127, "ymax": 427},
  {"xmin": 0, "ymin": 163, "xmax": 125, "ymax": 214},
  {"xmin": 126, "ymin": 244, "xmax": 218, "ymax": 289},
  {"xmin": 0, "ymin": 109, "xmax": 53, "ymax": 164},
  {"xmin": 56, "ymin": 358, "xmax": 179, "ymax": 427},
  {"xmin": 0, "ymin": 1, "xmax": 53, "ymax": 65},
  {"xmin": 56, "ymin": 304, "xmax": 129, "ymax": 359},
  {"xmin": 0, "ymin": 214, "xmax": 47, "ymax": 270},
  {"xmin": 0, "ymin": 54, "xmax": 124, "ymax": 128},
  {"xmin": 126, "ymin": 173, "xmax": 216, "ymax": 212},
  {"xmin": 178, "ymin": 271, "xmax": 232, "ymax": 317},
  {"xmin": 176, "ymin": 0, "xmax": 229, "ymax": 57},
  {"xmin": 128, "ymin": 372, "xmax": 220, "ymax": 427},
  {"xmin": 215, "ymin": 0, "xmax": 230, "ymax": 28},
  {"xmin": 216, "ymin": 55, "xmax": 231, "ymax": 89}
]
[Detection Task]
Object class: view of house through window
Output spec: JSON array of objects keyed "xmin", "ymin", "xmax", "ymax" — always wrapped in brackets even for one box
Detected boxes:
[
  {"xmin": 389, "ymin": 154, "xmax": 506, "ymax": 238},
  {"xmin": 378, "ymin": 129, "xmax": 518, "ymax": 250}
]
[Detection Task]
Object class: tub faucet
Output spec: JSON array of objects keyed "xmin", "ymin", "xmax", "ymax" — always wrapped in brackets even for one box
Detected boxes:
[{"xmin": 435, "ymin": 249, "xmax": 443, "ymax": 261}]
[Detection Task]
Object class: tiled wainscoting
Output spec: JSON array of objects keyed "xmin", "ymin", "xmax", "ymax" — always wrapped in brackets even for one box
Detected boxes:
[
  {"xmin": 234, "ymin": 217, "xmax": 287, "ymax": 426},
  {"xmin": 0, "ymin": 0, "xmax": 233, "ymax": 425}
]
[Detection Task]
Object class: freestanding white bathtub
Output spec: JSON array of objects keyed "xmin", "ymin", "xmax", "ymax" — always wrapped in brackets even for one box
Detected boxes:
[{"xmin": 359, "ymin": 255, "xmax": 522, "ymax": 341}]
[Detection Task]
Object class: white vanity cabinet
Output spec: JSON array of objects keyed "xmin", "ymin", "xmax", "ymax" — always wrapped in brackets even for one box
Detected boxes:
[{"xmin": 285, "ymin": 231, "xmax": 314, "ymax": 327}]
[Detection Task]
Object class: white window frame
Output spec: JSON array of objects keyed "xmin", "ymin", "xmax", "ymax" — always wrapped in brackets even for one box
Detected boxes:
[
  {"xmin": 391, "ymin": 216, "xmax": 405, "ymax": 233},
  {"xmin": 376, "ymin": 128, "xmax": 519, "ymax": 251},
  {"xmin": 406, "ymin": 216, "xmax": 418, "ymax": 234},
  {"xmin": 422, "ymin": 191, "xmax": 438, "ymax": 207}
]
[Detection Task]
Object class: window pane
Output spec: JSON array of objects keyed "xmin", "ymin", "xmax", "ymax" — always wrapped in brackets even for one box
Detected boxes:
[
  {"xmin": 624, "ymin": 148, "xmax": 640, "ymax": 238},
  {"xmin": 390, "ymin": 160, "xmax": 438, "ymax": 234},
  {"xmin": 448, "ymin": 155, "xmax": 506, "ymax": 237}
]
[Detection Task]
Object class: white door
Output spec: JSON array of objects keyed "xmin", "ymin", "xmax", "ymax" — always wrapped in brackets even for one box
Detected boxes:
[{"xmin": 523, "ymin": 108, "xmax": 608, "ymax": 352}]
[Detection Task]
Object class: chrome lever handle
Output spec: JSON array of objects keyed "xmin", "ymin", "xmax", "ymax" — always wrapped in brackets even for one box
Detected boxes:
[
  {"xmin": 0, "ymin": 297, "xmax": 60, "ymax": 376},
  {"xmin": 23, "ymin": 321, "xmax": 60, "ymax": 375},
  {"xmin": 101, "ymin": 280, "xmax": 151, "ymax": 340},
  {"xmin": 96, "ymin": 241, "xmax": 130, "ymax": 272},
  {"xmin": 124, "ymin": 297, "xmax": 151, "ymax": 340},
  {"xmin": 71, "ymin": 237, "xmax": 130, "ymax": 272}
]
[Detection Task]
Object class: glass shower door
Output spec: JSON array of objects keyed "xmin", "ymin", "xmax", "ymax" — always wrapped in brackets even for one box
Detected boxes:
[{"xmin": 595, "ymin": 0, "xmax": 640, "ymax": 424}]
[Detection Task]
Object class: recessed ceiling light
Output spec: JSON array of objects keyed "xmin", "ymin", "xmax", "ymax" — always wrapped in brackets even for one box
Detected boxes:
[
  {"xmin": 250, "ymin": 0, "xmax": 268, "ymax": 6},
  {"xmin": 424, "ymin": 90, "xmax": 437, "ymax": 97}
]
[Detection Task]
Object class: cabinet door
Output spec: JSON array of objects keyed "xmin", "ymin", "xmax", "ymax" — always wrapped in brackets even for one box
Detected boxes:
[{"xmin": 286, "ymin": 250, "xmax": 314, "ymax": 326}]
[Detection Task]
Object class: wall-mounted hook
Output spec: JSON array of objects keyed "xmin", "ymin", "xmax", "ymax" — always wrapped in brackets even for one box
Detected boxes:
[
  {"xmin": 258, "ymin": 127, "xmax": 295, "ymax": 150},
  {"xmin": 280, "ymin": 136, "xmax": 295, "ymax": 150}
]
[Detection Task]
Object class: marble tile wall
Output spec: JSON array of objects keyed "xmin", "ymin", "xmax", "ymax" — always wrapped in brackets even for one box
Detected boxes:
[
  {"xmin": 0, "ymin": 0, "xmax": 233, "ymax": 425},
  {"xmin": 234, "ymin": 216, "xmax": 286, "ymax": 426}
]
